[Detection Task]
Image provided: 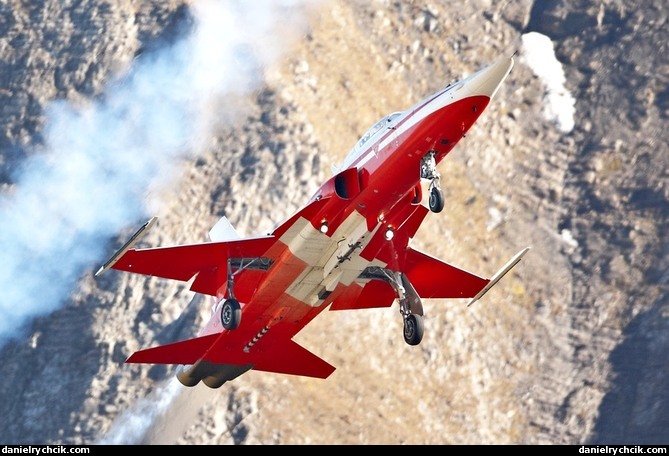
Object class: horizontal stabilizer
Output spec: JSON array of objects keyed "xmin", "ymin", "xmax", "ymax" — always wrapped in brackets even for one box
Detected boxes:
[
  {"xmin": 404, "ymin": 248, "xmax": 489, "ymax": 299},
  {"xmin": 126, "ymin": 333, "xmax": 220, "ymax": 365},
  {"xmin": 129, "ymin": 332, "xmax": 335, "ymax": 380},
  {"xmin": 467, "ymin": 247, "xmax": 530, "ymax": 307},
  {"xmin": 250, "ymin": 339, "xmax": 336, "ymax": 379}
]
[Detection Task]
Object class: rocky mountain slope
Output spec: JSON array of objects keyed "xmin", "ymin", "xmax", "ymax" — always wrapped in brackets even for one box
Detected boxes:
[{"xmin": 0, "ymin": 0, "xmax": 666, "ymax": 445}]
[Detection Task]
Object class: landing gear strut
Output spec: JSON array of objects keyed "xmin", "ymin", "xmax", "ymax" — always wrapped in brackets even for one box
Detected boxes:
[
  {"xmin": 220, "ymin": 259, "xmax": 242, "ymax": 330},
  {"xmin": 215, "ymin": 256, "xmax": 273, "ymax": 330},
  {"xmin": 421, "ymin": 151, "xmax": 444, "ymax": 213}
]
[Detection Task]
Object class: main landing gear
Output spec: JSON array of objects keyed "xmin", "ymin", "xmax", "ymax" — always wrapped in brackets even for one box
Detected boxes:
[
  {"xmin": 217, "ymin": 256, "xmax": 273, "ymax": 331},
  {"xmin": 421, "ymin": 151, "xmax": 444, "ymax": 213},
  {"xmin": 397, "ymin": 273, "xmax": 424, "ymax": 346},
  {"xmin": 383, "ymin": 270, "xmax": 425, "ymax": 346},
  {"xmin": 220, "ymin": 259, "xmax": 241, "ymax": 330}
]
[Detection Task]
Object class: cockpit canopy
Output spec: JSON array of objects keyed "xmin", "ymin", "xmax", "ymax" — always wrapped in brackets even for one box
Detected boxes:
[{"xmin": 337, "ymin": 111, "xmax": 404, "ymax": 171}]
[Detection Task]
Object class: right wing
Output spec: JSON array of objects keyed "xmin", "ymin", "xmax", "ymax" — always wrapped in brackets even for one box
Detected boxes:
[
  {"xmin": 96, "ymin": 197, "xmax": 332, "ymax": 296},
  {"xmin": 107, "ymin": 236, "xmax": 276, "ymax": 296},
  {"xmin": 97, "ymin": 232, "xmax": 275, "ymax": 296}
]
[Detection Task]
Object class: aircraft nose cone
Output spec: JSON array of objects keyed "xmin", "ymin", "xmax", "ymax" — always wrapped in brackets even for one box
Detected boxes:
[{"xmin": 462, "ymin": 56, "xmax": 514, "ymax": 100}]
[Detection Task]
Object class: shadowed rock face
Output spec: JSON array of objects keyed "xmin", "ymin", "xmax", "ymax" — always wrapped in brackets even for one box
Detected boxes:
[
  {"xmin": 0, "ymin": 0, "xmax": 667, "ymax": 444},
  {"xmin": 524, "ymin": 0, "xmax": 669, "ymax": 445}
]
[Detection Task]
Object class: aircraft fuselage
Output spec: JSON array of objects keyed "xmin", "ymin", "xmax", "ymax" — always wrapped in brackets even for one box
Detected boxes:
[
  {"xmin": 199, "ymin": 58, "xmax": 513, "ymax": 354},
  {"xmin": 101, "ymin": 56, "xmax": 523, "ymax": 389}
]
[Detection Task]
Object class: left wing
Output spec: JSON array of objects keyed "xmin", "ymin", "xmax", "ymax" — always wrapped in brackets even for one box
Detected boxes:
[
  {"xmin": 403, "ymin": 247, "xmax": 489, "ymax": 299},
  {"xmin": 338, "ymin": 201, "xmax": 528, "ymax": 309}
]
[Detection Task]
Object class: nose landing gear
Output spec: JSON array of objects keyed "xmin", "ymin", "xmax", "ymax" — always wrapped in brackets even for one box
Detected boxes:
[
  {"xmin": 421, "ymin": 151, "xmax": 444, "ymax": 213},
  {"xmin": 428, "ymin": 184, "xmax": 444, "ymax": 213}
]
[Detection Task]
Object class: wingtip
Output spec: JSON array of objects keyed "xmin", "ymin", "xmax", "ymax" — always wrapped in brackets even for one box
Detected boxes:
[
  {"xmin": 467, "ymin": 246, "xmax": 530, "ymax": 307},
  {"xmin": 95, "ymin": 216, "xmax": 159, "ymax": 278}
]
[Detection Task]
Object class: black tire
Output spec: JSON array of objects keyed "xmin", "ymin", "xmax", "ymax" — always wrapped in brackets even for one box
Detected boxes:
[
  {"xmin": 403, "ymin": 314, "xmax": 424, "ymax": 346},
  {"xmin": 429, "ymin": 187, "xmax": 444, "ymax": 213},
  {"xmin": 221, "ymin": 298, "xmax": 241, "ymax": 330}
]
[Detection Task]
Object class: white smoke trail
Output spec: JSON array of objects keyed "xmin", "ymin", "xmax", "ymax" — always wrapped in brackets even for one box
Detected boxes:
[
  {"xmin": 520, "ymin": 31, "xmax": 576, "ymax": 133},
  {"xmin": 0, "ymin": 0, "xmax": 319, "ymax": 345},
  {"xmin": 98, "ymin": 379, "xmax": 183, "ymax": 444}
]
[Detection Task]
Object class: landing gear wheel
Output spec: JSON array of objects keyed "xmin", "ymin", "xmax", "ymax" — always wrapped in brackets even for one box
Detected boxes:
[
  {"xmin": 221, "ymin": 299, "xmax": 241, "ymax": 330},
  {"xmin": 429, "ymin": 186, "xmax": 444, "ymax": 213},
  {"xmin": 403, "ymin": 314, "xmax": 424, "ymax": 346}
]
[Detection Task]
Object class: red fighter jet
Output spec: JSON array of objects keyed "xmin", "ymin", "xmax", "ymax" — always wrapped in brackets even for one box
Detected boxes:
[{"xmin": 97, "ymin": 55, "xmax": 529, "ymax": 389}]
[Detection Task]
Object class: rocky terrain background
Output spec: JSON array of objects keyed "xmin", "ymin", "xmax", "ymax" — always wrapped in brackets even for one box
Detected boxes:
[{"xmin": 0, "ymin": 0, "xmax": 667, "ymax": 445}]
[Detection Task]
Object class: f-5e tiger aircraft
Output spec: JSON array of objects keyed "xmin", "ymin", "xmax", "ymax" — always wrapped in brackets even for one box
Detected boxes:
[{"xmin": 97, "ymin": 55, "xmax": 528, "ymax": 389}]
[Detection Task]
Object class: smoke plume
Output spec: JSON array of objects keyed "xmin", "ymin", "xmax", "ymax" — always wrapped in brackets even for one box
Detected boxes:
[
  {"xmin": 0, "ymin": 0, "xmax": 317, "ymax": 346},
  {"xmin": 98, "ymin": 379, "xmax": 183, "ymax": 444}
]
